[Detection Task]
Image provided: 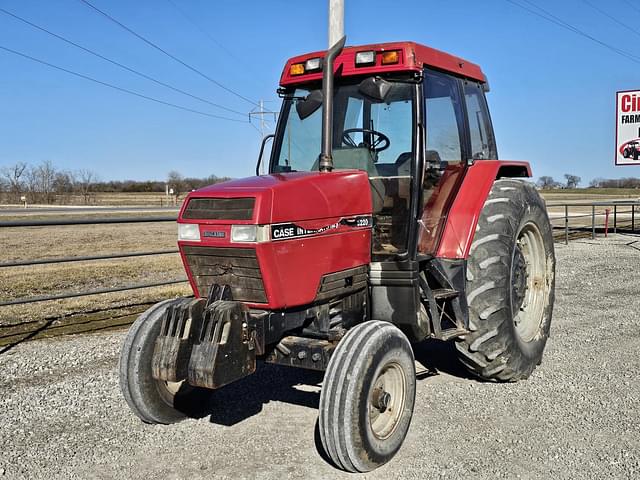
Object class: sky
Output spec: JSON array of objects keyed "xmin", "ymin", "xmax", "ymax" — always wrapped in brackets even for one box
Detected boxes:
[{"xmin": 0, "ymin": 0, "xmax": 639, "ymax": 185}]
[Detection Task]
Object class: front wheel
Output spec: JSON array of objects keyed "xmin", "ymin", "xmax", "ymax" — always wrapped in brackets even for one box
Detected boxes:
[
  {"xmin": 119, "ymin": 298, "xmax": 210, "ymax": 424},
  {"xmin": 318, "ymin": 321, "xmax": 416, "ymax": 472},
  {"xmin": 455, "ymin": 178, "xmax": 555, "ymax": 382}
]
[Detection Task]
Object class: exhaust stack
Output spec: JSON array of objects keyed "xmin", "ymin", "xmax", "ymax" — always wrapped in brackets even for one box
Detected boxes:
[{"xmin": 318, "ymin": 35, "xmax": 346, "ymax": 173}]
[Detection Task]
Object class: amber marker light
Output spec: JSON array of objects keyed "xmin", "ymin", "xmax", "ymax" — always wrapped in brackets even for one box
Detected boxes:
[
  {"xmin": 381, "ymin": 50, "xmax": 399, "ymax": 65},
  {"xmin": 290, "ymin": 63, "xmax": 305, "ymax": 75}
]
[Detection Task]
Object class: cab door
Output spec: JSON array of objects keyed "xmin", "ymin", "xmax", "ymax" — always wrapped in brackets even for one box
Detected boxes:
[{"xmin": 418, "ymin": 69, "xmax": 469, "ymax": 255}]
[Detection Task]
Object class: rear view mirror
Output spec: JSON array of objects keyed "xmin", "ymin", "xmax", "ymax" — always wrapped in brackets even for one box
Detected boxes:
[
  {"xmin": 359, "ymin": 76, "xmax": 392, "ymax": 102},
  {"xmin": 296, "ymin": 90, "xmax": 323, "ymax": 120}
]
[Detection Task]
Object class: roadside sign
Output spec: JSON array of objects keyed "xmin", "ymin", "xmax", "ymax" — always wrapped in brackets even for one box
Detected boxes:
[{"xmin": 616, "ymin": 89, "xmax": 640, "ymax": 165}]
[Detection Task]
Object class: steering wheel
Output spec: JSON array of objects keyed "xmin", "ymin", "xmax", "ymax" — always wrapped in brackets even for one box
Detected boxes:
[{"xmin": 342, "ymin": 128, "xmax": 390, "ymax": 153}]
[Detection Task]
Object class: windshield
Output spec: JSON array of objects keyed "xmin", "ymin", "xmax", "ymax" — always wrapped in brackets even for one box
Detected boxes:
[
  {"xmin": 271, "ymin": 78, "xmax": 415, "ymax": 177},
  {"xmin": 270, "ymin": 77, "xmax": 416, "ymax": 259}
]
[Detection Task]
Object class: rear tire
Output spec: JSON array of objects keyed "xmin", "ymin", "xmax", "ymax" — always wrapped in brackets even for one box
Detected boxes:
[
  {"xmin": 119, "ymin": 298, "xmax": 210, "ymax": 424},
  {"xmin": 319, "ymin": 321, "xmax": 416, "ymax": 472},
  {"xmin": 455, "ymin": 179, "xmax": 555, "ymax": 381}
]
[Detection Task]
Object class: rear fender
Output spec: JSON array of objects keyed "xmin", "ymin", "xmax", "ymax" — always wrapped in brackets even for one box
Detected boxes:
[{"xmin": 435, "ymin": 160, "xmax": 531, "ymax": 259}]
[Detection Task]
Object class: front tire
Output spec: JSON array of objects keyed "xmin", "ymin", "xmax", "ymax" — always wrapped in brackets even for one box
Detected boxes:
[
  {"xmin": 455, "ymin": 179, "xmax": 555, "ymax": 382},
  {"xmin": 319, "ymin": 321, "xmax": 416, "ymax": 472},
  {"xmin": 119, "ymin": 298, "xmax": 210, "ymax": 424}
]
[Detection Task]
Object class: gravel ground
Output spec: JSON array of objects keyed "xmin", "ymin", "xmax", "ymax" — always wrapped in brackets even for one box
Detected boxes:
[{"xmin": 1, "ymin": 235, "xmax": 639, "ymax": 479}]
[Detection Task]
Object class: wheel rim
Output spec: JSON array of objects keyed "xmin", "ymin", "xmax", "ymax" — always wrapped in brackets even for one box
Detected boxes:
[
  {"xmin": 368, "ymin": 362, "xmax": 406, "ymax": 440},
  {"xmin": 512, "ymin": 222, "xmax": 550, "ymax": 342},
  {"xmin": 155, "ymin": 380, "xmax": 183, "ymax": 406}
]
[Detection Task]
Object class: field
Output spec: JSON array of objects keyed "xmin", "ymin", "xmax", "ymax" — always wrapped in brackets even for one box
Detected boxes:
[
  {"xmin": 1, "ymin": 187, "xmax": 638, "ymax": 209},
  {"xmin": 0, "ymin": 191, "xmax": 178, "ymax": 208},
  {"xmin": 0, "ymin": 212, "xmax": 190, "ymax": 346},
  {"xmin": 540, "ymin": 187, "xmax": 640, "ymax": 201},
  {"xmin": 1, "ymin": 236, "xmax": 638, "ymax": 478}
]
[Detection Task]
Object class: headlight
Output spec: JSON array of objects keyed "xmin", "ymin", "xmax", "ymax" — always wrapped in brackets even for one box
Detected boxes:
[
  {"xmin": 178, "ymin": 223, "xmax": 200, "ymax": 241},
  {"xmin": 304, "ymin": 57, "xmax": 322, "ymax": 72},
  {"xmin": 231, "ymin": 225, "xmax": 270, "ymax": 243},
  {"xmin": 355, "ymin": 50, "xmax": 376, "ymax": 66},
  {"xmin": 231, "ymin": 225, "xmax": 256, "ymax": 242}
]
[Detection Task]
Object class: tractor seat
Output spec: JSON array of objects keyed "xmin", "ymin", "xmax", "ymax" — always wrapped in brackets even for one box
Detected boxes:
[{"xmin": 395, "ymin": 151, "xmax": 412, "ymax": 176}]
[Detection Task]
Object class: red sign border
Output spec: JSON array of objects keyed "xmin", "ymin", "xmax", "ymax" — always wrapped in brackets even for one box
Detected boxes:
[{"xmin": 616, "ymin": 89, "xmax": 640, "ymax": 167}]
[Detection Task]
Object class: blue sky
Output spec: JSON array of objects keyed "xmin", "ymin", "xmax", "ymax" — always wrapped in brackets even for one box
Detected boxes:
[{"xmin": 0, "ymin": 0, "xmax": 638, "ymax": 184}]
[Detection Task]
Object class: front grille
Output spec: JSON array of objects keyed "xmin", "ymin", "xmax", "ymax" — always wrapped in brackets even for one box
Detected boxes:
[
  {"xmin": 182, "ymin": 245, "xmax": 267, "ymax": 303},
  {"xmin": 182, "ymin": 197, "xmax": 255, "ymax": 220}
]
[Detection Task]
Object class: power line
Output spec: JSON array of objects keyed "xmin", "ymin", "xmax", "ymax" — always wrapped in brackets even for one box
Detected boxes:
[
  {"xmin": 620, "ymin": 0, "xmax": 640, "ymax": 15},
  {"xmin": 581, "ymin": 0, "xmax": 640, "ymax": 40},
  {"xmin": 515, "ymin": 0, "xmax": 640, "ymax": 62},
  {"xmin": 78, "ymin": 0, "xmax": 260, "ymax": 107},
  {"xmin": 0, "ymin": 7, "xmax": 246, "ymax": 117},
  {"xmin": 165, "ymin": 0, "xmax": 240, "ymax": 62},
  {"xmin": 504, "ymin": 0, "xmax": 640, "ymax": 64},
  {"xmin": 0, "ymin": 44, "xmax": 248, "ymax": 122}
]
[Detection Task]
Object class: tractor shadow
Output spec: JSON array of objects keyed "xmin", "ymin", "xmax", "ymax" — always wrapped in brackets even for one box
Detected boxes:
[
  {"xmin": 412, "ymin": 338, "xmax": 477, "ymax": 381},
  {"xmin": 179, "ymin": 362, "xmax": 324, "ymax": 426},
  {"xmin": 179, "ymin": 339, "xmax": 475, "ymax": 427}
]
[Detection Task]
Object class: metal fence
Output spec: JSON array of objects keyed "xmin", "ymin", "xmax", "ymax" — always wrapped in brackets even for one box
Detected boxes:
[
  {"xmin": 0, "ymin": 215, "xmax": 187, "ymax": 308},
  {"xmin": 2, "ymin": 201, "xmax": 639, "ymax": 307},
  {"xmin": 546, "ymin": 200, "xmax": 640, "ymax": 244}
]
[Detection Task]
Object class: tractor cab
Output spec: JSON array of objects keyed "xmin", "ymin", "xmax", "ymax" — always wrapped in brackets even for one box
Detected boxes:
[{"xmin": 268, "ymin": 42, "xmax": 501, "ymax": 261}]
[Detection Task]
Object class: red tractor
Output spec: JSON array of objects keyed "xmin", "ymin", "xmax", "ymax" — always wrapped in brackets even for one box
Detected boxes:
[{"xmin": 120, "ymin": 39, "xmax": 555, "ymax": 472}]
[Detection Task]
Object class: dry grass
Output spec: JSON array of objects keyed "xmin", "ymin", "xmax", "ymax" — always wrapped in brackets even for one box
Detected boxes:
[
  {"xmin": 1, "ymin": 222, "xmax": 177, "ymax": 261},
  {"xmin": 541, "ymin": 188, "xmax": 640, "ymax": 203},
  {"xmin": 0, "ymin": 217, "xmax": 191, "ymax": 337},
  {"xmin": 0, "ymin": 192, "xmax": 180, "ymax": 207}
]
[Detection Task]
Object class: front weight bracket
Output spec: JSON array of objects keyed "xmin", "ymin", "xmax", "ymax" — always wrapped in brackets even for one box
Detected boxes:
[
  {"xmin": 151, "ymin": 298, "xmax": 205, "ymax": 383},
  {"xmin": 187, "ymin": 300, "xmax": 257, "ymax": 390}
]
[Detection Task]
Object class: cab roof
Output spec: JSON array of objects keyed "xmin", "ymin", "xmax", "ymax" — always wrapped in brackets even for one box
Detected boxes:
[{"xmin": 280, "ymin": 41, "xmax": 486, "ymax": 86}]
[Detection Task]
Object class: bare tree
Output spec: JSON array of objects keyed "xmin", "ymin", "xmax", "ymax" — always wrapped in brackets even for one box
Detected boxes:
[
  {"xmin": 0, "ymin": 162, "xmax": 27, "ymax": 202},
  {"xmin": 564, "ymin": 174, "xmax": 581, "ymax": 189},
  {"xmin": 537, "ymin": 176, "xmax": 558, "ymax": 189},
  {"xmin": 589, "ymin": 178, "xmax": 604, "ymax": 188},
  {"xmin": 53, "ymin": 170, "xmax": 76, "ymax": 204},
  {"xmin": 76, "ymin": 168, "xmax": 97, "ymax": 205},
  {"xmin": 167, "ymin": 170, "xmax": 184, "ymax": 197}
]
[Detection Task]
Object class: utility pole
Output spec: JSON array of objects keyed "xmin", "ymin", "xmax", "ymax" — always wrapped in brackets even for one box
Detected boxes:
[
  {"xmin": 258, "ymin": 99, "xmax": 265, "ymax": 140},
  {"xmin": 328, "ymin": 0, "xmax": 344, "ymax": 47},
  {"xmin": 249, "ymin": 100, "xmax": 278, "ymax": 174}
]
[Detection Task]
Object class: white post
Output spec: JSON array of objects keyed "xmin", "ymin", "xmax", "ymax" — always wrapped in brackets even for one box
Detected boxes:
[{"xmin": 328, "ymin": 0, "xmax": 344, "ymax": 48}]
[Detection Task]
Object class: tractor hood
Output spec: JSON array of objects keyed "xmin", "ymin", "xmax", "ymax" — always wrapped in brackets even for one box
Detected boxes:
[{"xmin": 179, "ymin": 170, "xmax": 373, "ymax": 225}]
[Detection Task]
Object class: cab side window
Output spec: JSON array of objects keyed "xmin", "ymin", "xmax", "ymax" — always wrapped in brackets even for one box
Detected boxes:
[
  {"xmin": 424, "ymin": 69, "xmax": 465, "ymax": 165},
  {"xmin": 463, "ymin": 81, "xmax": 498, "ymax": 160}
]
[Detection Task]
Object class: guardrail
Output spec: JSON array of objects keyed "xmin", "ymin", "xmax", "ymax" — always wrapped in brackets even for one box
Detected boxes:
[
  {"xmin": 0, "ymin": 215, "xmax": 187, "ymax": 307},
  {"xmin": 546, "ymin": 200, "xmax": 640, "ymax": 244}
]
